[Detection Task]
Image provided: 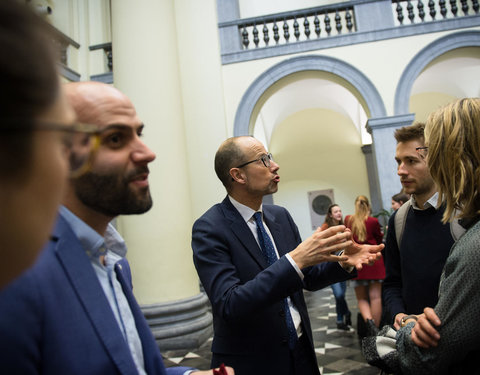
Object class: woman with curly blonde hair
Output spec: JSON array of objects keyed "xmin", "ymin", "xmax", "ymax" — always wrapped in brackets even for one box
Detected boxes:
[
  {"xmin": 345, "ymin": 195, "xmax": 384, "ymax": 336},
  {"xmin": 364, "ymin": 98, "xmax": 480, "ymax": 374}
]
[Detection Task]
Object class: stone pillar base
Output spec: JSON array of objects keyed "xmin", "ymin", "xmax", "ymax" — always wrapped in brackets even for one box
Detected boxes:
[{"xmin": 142, "ymin": 293, "xmax": 212, "ymax": 351}]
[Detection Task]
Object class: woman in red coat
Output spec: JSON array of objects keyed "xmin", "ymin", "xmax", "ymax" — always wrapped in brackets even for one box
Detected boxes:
[{"xmin": 345, "ymin": 195, "xmax": 384, "ymax": 336}]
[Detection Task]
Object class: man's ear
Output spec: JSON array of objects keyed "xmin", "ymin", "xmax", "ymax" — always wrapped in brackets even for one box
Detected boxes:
[{"xmin": 229, "ymin": 168, "xmax": 246, "ymax": 185}]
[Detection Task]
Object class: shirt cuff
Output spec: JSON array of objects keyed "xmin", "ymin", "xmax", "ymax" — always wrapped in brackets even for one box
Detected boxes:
[{"xmin": 286, "ymin": 253, "xmax": 304, "ymax": 280}]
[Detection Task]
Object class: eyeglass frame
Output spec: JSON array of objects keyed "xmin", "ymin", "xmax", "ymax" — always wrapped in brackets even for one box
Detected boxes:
[
  {"xmin": 3, "ymin": 120, "xmax": 102, "ymax": 177},
  {"xmin": 415, "ymin": 146, "xmax": 428, "ymax": 159},
  {"xmin": 235, "ymin": 153, "xmax": 273, "ymax": 169}
]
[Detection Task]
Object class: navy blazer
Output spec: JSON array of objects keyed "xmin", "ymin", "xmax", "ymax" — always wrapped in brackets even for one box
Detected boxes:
[
  {"xmin": 192, "ymin": 197, "xmax": 355, "ymax": 375},
  {"xmin": 0, "ymin": 215, "xmax": 193, "ymax": 375}
]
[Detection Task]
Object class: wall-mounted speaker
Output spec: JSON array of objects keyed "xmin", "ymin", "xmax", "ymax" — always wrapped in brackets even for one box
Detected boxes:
[{"xmin": 308, "ymin": 189, "xmax": 334, "ymax": 230}]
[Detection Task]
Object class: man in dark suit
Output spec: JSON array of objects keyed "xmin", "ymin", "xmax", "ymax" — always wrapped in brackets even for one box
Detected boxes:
[
  {"xmin": 192, "ymin": 136, "xmax": 384, "ymax": 375},
  {"xmin": 0, "ymin": 82, "xmax": 232, "ymax": 375}
]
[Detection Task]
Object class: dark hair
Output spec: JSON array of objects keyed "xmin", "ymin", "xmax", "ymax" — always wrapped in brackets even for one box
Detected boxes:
[
  {"xmin": 394, "ymin": 122, "xmax": 425, "ymax": 144},
  {"xmin": 324, "ymin": 204, "xmax": 344, "ymax": 227},
  {"xmin": 0, "ymin": 0, "xmax": 60, "ymax": 178},
  {"xmin": 214, "ymin": 137, "xmax": 249, "ymax": 190},
  {"xmin": 392, "ymin": 192, "xmax": 409, "ymax": 204}
]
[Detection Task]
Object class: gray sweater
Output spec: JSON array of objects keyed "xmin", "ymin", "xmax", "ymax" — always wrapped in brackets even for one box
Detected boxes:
[{"xmin": 395, "ymin": 218, "xmax": 480, "ymax": 374}]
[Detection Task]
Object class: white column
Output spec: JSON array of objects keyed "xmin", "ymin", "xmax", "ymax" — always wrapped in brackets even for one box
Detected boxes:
[{"xmin": 111, "ymin": 0, "xmax": 198, "ymax": 305}]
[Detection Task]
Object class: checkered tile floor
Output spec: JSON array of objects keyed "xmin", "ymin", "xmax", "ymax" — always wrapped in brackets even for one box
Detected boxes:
[{"xmin": 162, "ymin": 285, "xmax": 381, "ymax": 374}]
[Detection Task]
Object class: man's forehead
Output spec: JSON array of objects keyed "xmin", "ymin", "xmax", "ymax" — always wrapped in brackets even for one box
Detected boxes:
[
  {"xmin": 65, "ymin": 82, "xmax": 140, "ymax": 127},
  {"xmin": 238, "ymin": 137, "xmax": 265, "ymax": 154},
  {"xmin": 396, "ymin": 139, "xmax": 423, "ymax": 154}
]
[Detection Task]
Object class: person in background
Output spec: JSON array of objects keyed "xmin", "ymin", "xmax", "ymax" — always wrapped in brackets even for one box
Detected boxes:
[
  {"xmin": 364, "ymin": 98, "xmax": 480, "ymax": 374},
  {"xmin": 0, "ymin": 0, "xmax": 97, "ymax": 288},
  {"xmin": 321, "ymin": 204, "xmax": 352, "ymax": 330},
  {"xmin": 391, "ymin": 192, "xmax": 409, "ymax": 211},
  {"xmin": 345, "ymin": 196, "xmax": 384, "ymax": 336}
]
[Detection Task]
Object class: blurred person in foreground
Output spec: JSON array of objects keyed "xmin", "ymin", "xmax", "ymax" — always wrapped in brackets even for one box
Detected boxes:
[
  {"xmin": 0, "ymin": 0, "xmax": 85, "ymax": 288},
  {"xmin": 0, "ymin": 81, "xmax": 233, "ymax": 375},
  {"xmin": 192, "ymin": 136, "xmax": 384, "ymax": 375},
  {"xmin": 364, "ymin": 98, "xmax": 480, "ymax": 374},
  {"xmin": 321, "ymin": 204, "xmax": 352, "ymax": 330}
]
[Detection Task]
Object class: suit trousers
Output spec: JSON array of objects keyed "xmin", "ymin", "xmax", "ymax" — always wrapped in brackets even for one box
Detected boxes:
[{"xmin": 289, "ymin": 333, "xmax": 320, "ymax": 375}]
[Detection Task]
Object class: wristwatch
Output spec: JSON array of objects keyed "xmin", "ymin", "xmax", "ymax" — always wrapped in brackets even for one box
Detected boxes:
[{"xmin": 400, "ymin": 314, "xmax": 418, "ymax": 327}]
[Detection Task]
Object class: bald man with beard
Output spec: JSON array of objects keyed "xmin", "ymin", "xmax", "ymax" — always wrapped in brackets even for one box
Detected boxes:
[{"xmin": 0, "ymin": 82, "xmax": 233, "ymax": 375}]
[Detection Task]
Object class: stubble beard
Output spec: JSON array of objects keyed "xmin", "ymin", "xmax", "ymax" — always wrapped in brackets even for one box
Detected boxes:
[{"xmin": 72, "ymin": 167, "xmax": 153, "ymax": 217}]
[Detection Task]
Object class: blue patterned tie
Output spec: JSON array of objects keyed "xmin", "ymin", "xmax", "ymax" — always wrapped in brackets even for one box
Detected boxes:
[{"xmin": 253, "ymin": 212, "xmax": 298, "ymax": 349}]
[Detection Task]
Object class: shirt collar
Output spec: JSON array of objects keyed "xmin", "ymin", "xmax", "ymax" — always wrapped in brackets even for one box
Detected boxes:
[
  {"xmin": 411, "ymin": 191, "xmax": 439, "ymax": 210},
  {"xmin": 228, "ymin": 195, "xmax": 262, "ymax": 222},
  {"xmin": 59, "ymin": 206, "xmax": 127, "ymax": 261}
]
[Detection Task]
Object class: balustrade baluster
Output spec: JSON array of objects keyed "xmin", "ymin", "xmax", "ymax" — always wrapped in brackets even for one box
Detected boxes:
[
  {"xmin": 252, "ymin": 24, "xmax": 259, "ymax": 47},
  {"xmin": 242, "ymin": 26, "xmax": 249, "ymax": 48},
  {"xmin": 304, "ymin": 16, "xmax": 311, "ymax": 38},
  {"xmin": 273, "ymin": 20, "xmax": 280, "ymax": 43},
  {"xmin": 335, "ymin": 10, "xmax": 342, "ymax": 33},
  {"xmin": 460, "ymin": 0, "xmax": 469, "ymax": 14},
  {"xmin": 294, "ymin": 17, "xmax": 300, "ymax": 40},
  {"xmin": 107, "ymin": 50, "xmax": 113, "ymax": 71},
  {"xmin": 283, "ymin": 19, "xmax": 290, "ymax": 42},
  {"xmin": 314, "ymin": 13, "xmax": 321, "ymax": 37},
  {"xmin": 263, "ymin": 23, "xmax": 270, "ymax": 45},
  {"xmin": 440, "ymin": 0, "xmax": 447, "ymax": 17},
  {"xmin": 450, "ymin": 0, "xmax": 458, "ymax": 15},
  {"xmin": 417, "ymin": 0, "xmax": 426, "ymax": 20},
  {"xmin": 325, "ymin": 13, "xmax": 332, "ymax": 35},
  {"xmin": 346, "ymin": 8, "xmax": 353, "ymax": 31},
  {"xmin": 407, "ymin": 1, "xmax": 415, "ymax": 22},
  {"xmin": 428, "ymin": 0, "xmax": 436, "ymax": 18},
  {"xmin": 473, "ymin": 0, "xmax": 479, "ymax": 13},
  {"xmin": 60, "ymin": 46, "xmax": 68, "ymax": 65},
  {"xmin": 396, "ymin": 1, "xmax": 405, "ymax": 24}
]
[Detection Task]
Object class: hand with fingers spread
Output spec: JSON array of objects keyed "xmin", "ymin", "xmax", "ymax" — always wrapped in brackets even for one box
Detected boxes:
[
  {"xmin": 411, "ymin": 307, "xmax": 441, "ymax": 348},
  {"xmin": 342, "ymin": 229, "xmax": 384, "ymax": 270},
  {"xmin": 289, "ymin": 225, "xmax": 352, "ymax": 269}
]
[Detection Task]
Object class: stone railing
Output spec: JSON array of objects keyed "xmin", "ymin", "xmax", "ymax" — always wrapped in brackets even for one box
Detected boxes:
[
  {"xmin": 89, "ymin": 42, "xmax": 113, "ymax": 84},
  {"xmin": 236, "ymin": 3, "xmax": 355, "ymax": 50},
  {"xmin": 218, "ymin": 0, "xmax": 480, "ymax": 64},
  {"xmin": 48, "ymin": 24, "xmax": 81, "ymax": 81},
  {"xmin": 393, "ymin": 0, "xmax": 479, "ymax": 24}
]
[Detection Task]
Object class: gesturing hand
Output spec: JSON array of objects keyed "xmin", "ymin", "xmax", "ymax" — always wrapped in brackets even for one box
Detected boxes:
[
  {"xmin": 341, "ymin": 229, "xmax": 384, "ymax": 270},
  {"xmin": 290, "ymin": 225, "xmax": 353, "ymax": 269}
]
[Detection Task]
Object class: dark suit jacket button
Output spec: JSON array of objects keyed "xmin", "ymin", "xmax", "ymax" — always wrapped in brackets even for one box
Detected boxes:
[
  {"xmin": 279, "ymin": 310, "xmax": 285, "ymax": 317},
  {"xmin": 282, "ymin": 339, "xmax": 288, "ymax": 344}
]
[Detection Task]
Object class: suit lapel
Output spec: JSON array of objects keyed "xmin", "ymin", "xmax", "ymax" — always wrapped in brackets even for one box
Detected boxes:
[
  {"xmin": 115, "ymin": 260, "xmax": 166, "ymax": 375},
  {"xmin": 52, "ymin": 217, "xmax": 138, "ymax": 375},
  {"xmin": 221, "ymin": 197, "xmax": 268, "ymax": 269}
]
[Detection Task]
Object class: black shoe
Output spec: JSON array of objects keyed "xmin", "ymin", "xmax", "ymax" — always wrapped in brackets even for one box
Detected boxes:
[
  {"xmin": 366, "ymin": 319, "xmax": 379, "ymax": 337},
  {"xmin": 345, "ymin": 312, "xmax": 352, "ymax": 326},
  {"xmin": 357, "ymin": 312, "xmax": 367, "ymax": 338},
  {"xmin": 336, "ymin": 322, "xmax": 350, "ymax": 330}
]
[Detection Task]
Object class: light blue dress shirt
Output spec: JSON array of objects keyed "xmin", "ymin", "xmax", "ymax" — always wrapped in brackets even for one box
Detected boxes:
[{"xmin": 59, "ymin": 206, "xmax": 147, "ymax": 375}]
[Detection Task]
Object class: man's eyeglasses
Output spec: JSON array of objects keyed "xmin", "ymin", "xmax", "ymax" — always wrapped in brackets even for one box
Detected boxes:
[
  {"xmin": 235, "ymin": 153, "xmax": 274, "ymax": 169},
  {"xmin": 415, "ymin": 146, "xmax": 428, "ymax": 159},
  {"xmin": 4, "ymin": 121, "xmax": 101, "ymax": 178}
]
